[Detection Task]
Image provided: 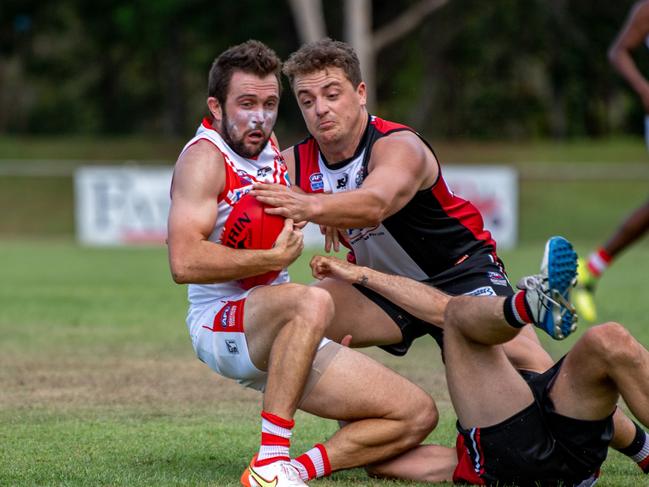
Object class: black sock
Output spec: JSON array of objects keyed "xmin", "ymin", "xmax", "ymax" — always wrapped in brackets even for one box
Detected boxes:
[{"xmin": 618, "ymin": 421, "xmax": 649, "ymax": 473}]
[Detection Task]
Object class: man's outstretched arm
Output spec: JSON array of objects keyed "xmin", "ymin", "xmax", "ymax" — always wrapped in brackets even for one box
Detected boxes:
[
  {"xmin": 253, "ymin": 132, "xmax": 435, "ymax": 228},
  {"xmin": 310, "ymin": 254, "xmax": 450, "ymax": 325}
]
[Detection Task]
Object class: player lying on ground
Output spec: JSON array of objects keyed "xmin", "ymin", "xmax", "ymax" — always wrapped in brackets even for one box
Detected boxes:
[{"xmin": 310, "ymin": 237, "xmax": 649, "ymax": 485}]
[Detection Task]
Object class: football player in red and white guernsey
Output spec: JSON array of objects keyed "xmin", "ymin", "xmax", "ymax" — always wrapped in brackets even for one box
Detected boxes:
[{"xmin": 167, "ymin": 40, "xmax": 440, "ymax": 487}]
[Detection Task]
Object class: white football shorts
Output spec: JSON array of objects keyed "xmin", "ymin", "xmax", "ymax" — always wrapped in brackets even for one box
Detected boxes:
[{"xmin": 186, "ymin": 289, "xmax": 330, "ymax": 392}]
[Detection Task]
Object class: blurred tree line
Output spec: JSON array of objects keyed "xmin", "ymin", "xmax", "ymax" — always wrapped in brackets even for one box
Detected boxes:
[{"xmin": 1, "ymin": 0, "xmax": 646, "ymax": 140}]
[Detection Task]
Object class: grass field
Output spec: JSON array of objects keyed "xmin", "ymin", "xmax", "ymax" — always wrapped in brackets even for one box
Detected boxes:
[
  {"xmin": 1, "ymin": 135, "xmax": 648, "ymax": 485},
  {"xmin": 1, "ymin": 237, "xmax": 648, "ymax": 486},
  {"xmin": 1, "ymin": 134, "xmax": 649, "ymax": 163}
]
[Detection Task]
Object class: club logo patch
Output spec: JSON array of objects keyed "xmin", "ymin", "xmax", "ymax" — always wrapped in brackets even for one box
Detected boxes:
[
  {"xmin": 225, "ymin": 340, "xmax": 239, "ymax": 355},
  {"xmin": 488, "ymin": 271, "xmax": 508, "ymax": 286},
  {"xmin": 309, "ymin": 172, "xmax": 324, "ymax": 191},
  {"xmin": 336, "ymin": 174, "xmax": 349, "ymax": 189},
  {"xmin": 354, "ymin": 171, "xmax": 364, "ymax": 188}
]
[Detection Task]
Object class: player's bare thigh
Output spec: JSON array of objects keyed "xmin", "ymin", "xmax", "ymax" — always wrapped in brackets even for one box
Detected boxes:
[
  {"xmin": 502, "ymin": 325, "xmax": 553, "ymax": 373},
  {"xmin": 313, "ymin": 278, "xmax": 555, "ymax": 373},
  {"xmin": 548, "ymin": 324, "xmax": 628, "ymax": 421},
  {"xmin": 313, "ymin": 278, "xmax": 403, "ymax": 347},
  {"xmin": 243, "ymin": 282, "xmax": 333, "ymax": 370},
  {"xmin": 443, "ymin": 324, "xmax": 533, "ymax": 428}
]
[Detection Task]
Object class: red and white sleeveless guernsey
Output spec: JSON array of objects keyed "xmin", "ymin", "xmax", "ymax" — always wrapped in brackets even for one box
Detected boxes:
[
  {"xmin": 177, "ymin": 118, "xmax": 291, "ymax": 306},
  {"xmin": 292, "ymin": 115, "xmax": 497, "ymax": 280}
]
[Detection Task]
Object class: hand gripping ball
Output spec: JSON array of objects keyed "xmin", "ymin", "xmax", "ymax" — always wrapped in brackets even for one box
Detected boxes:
[{"xmin": 221, "ymin": 193, "xmax": 285, "ymax": 289}]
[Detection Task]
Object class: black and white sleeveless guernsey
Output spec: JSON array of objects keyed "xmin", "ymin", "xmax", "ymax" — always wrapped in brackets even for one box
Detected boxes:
[
  {"xmin": 293, "ymin": 114, "xmax": 498, "ymax": 278},
  {"xmin": 293, "ymin": 115, "xmax": 512, "ymax": 356}
]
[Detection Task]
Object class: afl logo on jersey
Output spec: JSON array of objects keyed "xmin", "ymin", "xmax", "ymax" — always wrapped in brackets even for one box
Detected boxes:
[
  {"xmin": 310, "ymin": 172, "xmax": 324, "ymax": 191},
  {"xmin": 237, "ymin": 169, "xmax": 253, "ymax": 184},
  {"xmin": 229, "ymin": 184, "xmax": 253, "ymax": 204}
]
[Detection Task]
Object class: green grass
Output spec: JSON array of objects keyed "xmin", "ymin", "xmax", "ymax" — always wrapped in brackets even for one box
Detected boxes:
[
  {"xmin": 0, "ymin": 176, "xmax": 74, "ymax": 236},
  {"xmin": 1, "ymin": 240, "xmax": 649, "ymax": 486},
  {"xmin": 0, "ymin": 135, "xmax": 183, "ymax": 161},
  {"xmin": 1, "ymin": 137, "xmax": 648, "ymax": 485},
  {"xmin": 1, "ymin": 134, "xmax": 648, "ymax": 164},
  {"xmin": 437, "ymin": 136, "xmax": 649, "ymax": 165},
  {"xmin": 520, "ymin": 180, "xmax": 649, "ymax": 242}
]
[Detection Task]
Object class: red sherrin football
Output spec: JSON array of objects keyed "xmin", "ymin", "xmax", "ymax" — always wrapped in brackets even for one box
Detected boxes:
[{"xmin": 221, "ymin": 193, "xmax": 285, "ymax": 289}]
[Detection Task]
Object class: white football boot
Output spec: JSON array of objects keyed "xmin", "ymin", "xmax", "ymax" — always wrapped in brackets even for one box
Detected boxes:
[
  {"xmin": 241, "ymin": 457, "xmax": 308, "ymax": 487},
  {"xmin": 516, "ymin": 236, "xmax": 578, "ymax": 340}
]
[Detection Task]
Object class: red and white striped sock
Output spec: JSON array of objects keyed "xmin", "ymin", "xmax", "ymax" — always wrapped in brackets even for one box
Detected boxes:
[
  {"xmin": 587, "ymin": 248, "xmax": 612, "ymax": 278},
  {"xmin": 291, "ymin": 444, "xmax": 332, "ymax": 480},
  {"xmin": 255, "ymin": 411, "xmax": 294, "ymax": 466}
]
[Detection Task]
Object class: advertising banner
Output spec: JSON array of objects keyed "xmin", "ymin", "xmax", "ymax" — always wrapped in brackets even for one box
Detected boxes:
[{"xmin": 75, "ymin": 165, "xmax": 517, "ymax": 249}]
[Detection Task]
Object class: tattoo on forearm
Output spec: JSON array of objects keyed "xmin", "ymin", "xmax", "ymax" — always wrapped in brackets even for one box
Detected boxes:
[{"xmin": 358, "ymin": 274, "xmax": 368, "ymax": 286}]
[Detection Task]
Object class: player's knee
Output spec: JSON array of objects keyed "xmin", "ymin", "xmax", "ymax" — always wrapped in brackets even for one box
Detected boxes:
[
  {"xmin": 443, "ymin": 296, "xmax": 468, "ymax": 332},
  {"xmin": 415, "ymin": 397, "xmax": 439, "ymax": 440},
  {"xmin": 583, "ymin": 322, "xmax": 640, "ymax": 366},
  {"xmin": 297, "ymin": 286, "xmax": 335, "ymax": 331},
  {"xmin": 403, "ymin": 391, "xmax": 439, "ymax": 445}
]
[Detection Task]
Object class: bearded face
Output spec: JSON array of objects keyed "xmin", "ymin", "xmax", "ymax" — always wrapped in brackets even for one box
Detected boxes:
[
  {"xmin": 220, "ymin": 104, "xmax": 275, "ymax": 158},
  {"xmin": 218, "ymin": 71, "xmax": 279, "ymax": 158}
]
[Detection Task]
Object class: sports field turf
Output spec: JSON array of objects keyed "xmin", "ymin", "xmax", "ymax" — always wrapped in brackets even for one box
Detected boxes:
[
  {"xmin": 1, "ymin": 135, "xmax": 648, "ymax": 486},
  {"xmin": 1, "ymin": 236, "xmax": 648, "ymax": 486}
]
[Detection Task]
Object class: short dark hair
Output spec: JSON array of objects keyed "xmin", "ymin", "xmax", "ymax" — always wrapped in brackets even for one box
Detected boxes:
[
  {"xmin": 283, "ymin": 38, "xmax": 362, "ymax": 89},
  {"xmin": 207, "ymin": 40, "xmax": 282, "ymax": 106}
]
